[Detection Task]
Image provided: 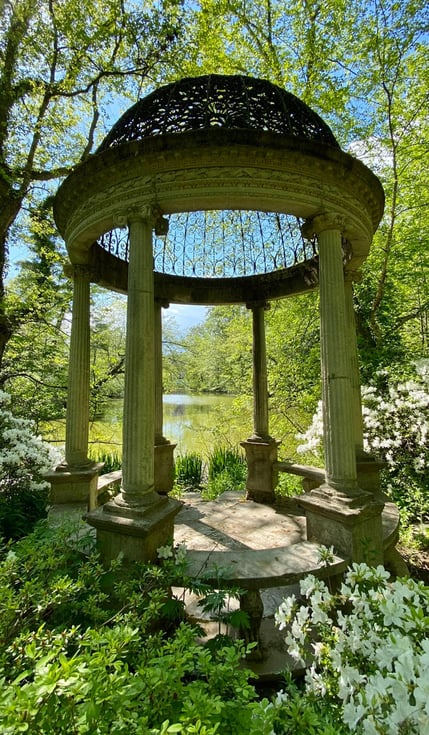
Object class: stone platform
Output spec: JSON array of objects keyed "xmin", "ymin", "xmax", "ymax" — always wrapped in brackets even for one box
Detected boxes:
[
  {"xmin": 173, "ymin": 491, "xmax": 401, "ymax": 678},
  {"xmin": 174, "ymin": 492, "xmax": 346, "ymax": 678},
  {"xmin": 48, "ymin": 490, "xmax": 402, "ymax": 679}
]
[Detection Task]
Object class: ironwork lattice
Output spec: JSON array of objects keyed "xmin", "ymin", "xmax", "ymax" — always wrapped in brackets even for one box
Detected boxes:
[
  {"xmin": 97, "ymin": 75, "xmax": 339, "ymax": 151},
  {"xmin": 98, "ymin": 211, "xmax": 317, "ymax": 278}
]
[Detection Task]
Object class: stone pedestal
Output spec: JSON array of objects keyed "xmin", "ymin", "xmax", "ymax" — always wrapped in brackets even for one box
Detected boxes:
[
  {"xmin": 85, "ymin": 495, "xmax": 182, "ymax": 565},
  {"xmin": 241, "ymin": 439, "xmax": 279, "ymax": 504},
  {"xmin": 299, "ymin": 485, "xmax": 384, "ymax": 565},
  {"xmin": 356, "ymin": 456, "xmax": 386, "ymax": 498},
  {"xmin": 47, "ymin": 463, "xmax": 104, "ymax": 506},
  {"xmin": 155, "ymin": 441, "xmax": 177, "ymax": 494}
]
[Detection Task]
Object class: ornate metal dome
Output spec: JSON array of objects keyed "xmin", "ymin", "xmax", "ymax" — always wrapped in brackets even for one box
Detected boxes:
[{"xmin": 97, "ymin": 74, "xmax": 340, "ymax": 151}]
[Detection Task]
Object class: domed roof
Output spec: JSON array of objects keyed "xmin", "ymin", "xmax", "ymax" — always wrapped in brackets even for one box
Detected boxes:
[{"xmin": 97, "ymin": 74, "xmax": 340, "ymax": 151}]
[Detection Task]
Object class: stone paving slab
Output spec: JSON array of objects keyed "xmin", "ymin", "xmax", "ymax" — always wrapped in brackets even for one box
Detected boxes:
[{"xmin": 174, "ymin": 491, "xmax": 306, "ymax": 551}]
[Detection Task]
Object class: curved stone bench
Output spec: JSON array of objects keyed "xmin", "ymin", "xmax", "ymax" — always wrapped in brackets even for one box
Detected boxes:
[
  {"xmin": 184, "ymin": 541, "xmax": 347, "ymax": 655},
  {"xmin": 184, "ymin": 541, "xmax": 347, "ymax": 590}
]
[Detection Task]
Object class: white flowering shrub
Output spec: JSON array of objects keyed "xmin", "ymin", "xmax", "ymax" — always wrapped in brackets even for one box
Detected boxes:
[
  {"xmin": 297, "ymin": 361, "xmax": 429, "ymax": 521},
  {"xmin": 0, "ymin": 390, "xmax": 58, "ymax": 539},
  {"xmin": 275, "ymin": 564, "xmax": 429, "ymax": 734}
]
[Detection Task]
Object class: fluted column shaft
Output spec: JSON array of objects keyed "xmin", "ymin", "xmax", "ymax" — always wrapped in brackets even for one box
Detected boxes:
[
  {"xmin": 316, "ymin": 216, "xmax": 358, "ymax": 491},
  {"xmin": 121, "ymin": 212, "xmax": 156, "ymax": 505},
  {"xmin": 154, "ymin": 299, "xmax": 167, "ymax": 444},
  {"xmin": 249, "ymin": 302, "xmax": 270, "ymax": 441},
  {"xmin": 65, "ymin": 265, "xmax": 92, "ymax": 468},
  {"xmin": 344, "ymin": 274, "xmax": 365, "ymax": 456}
]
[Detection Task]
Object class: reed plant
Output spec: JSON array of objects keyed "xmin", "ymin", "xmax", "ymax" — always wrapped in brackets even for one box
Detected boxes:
[{"xmin": 175, "ymin": 452, "xmax": 204, "ymax": 489}]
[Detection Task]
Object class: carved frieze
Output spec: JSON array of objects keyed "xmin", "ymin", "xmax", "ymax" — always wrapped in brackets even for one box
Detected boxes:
[{"xmin": 64, "ymin": 162, "xmax": 373, "ymax": 260}]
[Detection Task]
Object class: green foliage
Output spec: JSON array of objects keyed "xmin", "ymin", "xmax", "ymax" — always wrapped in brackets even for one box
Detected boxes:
[
  {"xmin": 89, "ymin": 449, "xmax": 122, "ymax": 474},
  {"xmin": 175, "ymin": 453, "xmax": 204, "ymax": 490},
  {"xmin": 0, "ymin": 522, "xmax": 264, "ymax": 735},
  {"xmin": 275, "ymin": 473, "xmax": 304, "ymax": 499},
  {"xmin": 0, "ymin": 390, "xmax": 56, "ymax": 540},
  {"xmin": 179, "ymin": 306, "xmax": 251, "ymax": 396},
  {"xmin": 203, "ymin": 447, "xmax": 247, "ymax": 500},
  {"xmin": 207, "ymin": 446, "xmax": 244, "ymax": 482}
]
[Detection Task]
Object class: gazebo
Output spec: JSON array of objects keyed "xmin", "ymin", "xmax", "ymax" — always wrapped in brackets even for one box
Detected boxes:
[{"xmin": 49, "ymin": 74, "xmax": 396, "ymax": 569}]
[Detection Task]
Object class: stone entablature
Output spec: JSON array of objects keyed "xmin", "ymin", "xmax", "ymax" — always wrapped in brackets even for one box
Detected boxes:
[{"xmin": 54, "ymin": 131, "xmax": 384, "ymax": 277}]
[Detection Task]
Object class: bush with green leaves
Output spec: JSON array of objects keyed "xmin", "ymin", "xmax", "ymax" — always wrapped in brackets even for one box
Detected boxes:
[
  {"xmin": 89, "ymin": 449, "xmax": 122, "ymax": 473},
  {"xmin": 6, "ymin": 523, "xmax": 429, "ymax": 733},
  {"xmin": 0, "ymin": 390, "xmax": 58, "ymax": 540},
  {"xmin": 203, "ymin": 447, "xmax": 247, "ymax": 500},
  {"xmin": 0, "ymin": 522, "xmax": 265, "ymax": 735},
  {"xmin": 275, "ymin": 563, "xmax": 429, "ymax": 734}
]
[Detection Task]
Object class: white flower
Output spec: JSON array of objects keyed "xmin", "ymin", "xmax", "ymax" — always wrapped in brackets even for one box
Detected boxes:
[
  {"xmin": 174, "ymin": 543, "xmax": 187, "ymax": 564},
  {"xmin": 157, "ymin": 545, "xmax": 173, "ymax": 559},
  {"xmin": 275, "ymin": 595, "xmax": 296, "ymax": 629}
]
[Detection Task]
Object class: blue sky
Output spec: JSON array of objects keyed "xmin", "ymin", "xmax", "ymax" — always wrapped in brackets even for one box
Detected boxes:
[{"xmin": 165, "ymin": 304, "xmax": 207, "ymax": 333}]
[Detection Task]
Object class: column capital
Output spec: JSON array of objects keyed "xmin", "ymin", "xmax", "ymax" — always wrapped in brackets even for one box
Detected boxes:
[
  {"xmin": 301, "ymin": 213, "xmax": 349, "ymax": 239},
  {"xmin": 126, "ymin": 204, "xmax": 154, "ymax": 225},
  {"xmin": 125, "ymin": 204, "xmax": 169, "ymax": 236},
  {"xmin": 63, "ymin": 263, "xmax": 97, "ymax": 281},
  {"xmin": 246, "ymin": 300, "xmax": 270, "ymax": 312}
]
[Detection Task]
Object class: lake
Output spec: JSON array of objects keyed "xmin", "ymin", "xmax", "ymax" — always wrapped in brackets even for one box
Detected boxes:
[{"xmin": 42, "ymin": 393, "xmax": 252, "ymax": 459}]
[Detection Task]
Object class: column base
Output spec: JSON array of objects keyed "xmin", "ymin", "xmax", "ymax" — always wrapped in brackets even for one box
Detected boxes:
[
  {"xmin": 241, "ymin": 438, "xmax": 280, "ymax": 504},
  {"xmin": 84, "ymin": 494, "xmax": 182, "ymax": 565},
  {"xmin": 356, "ymin": 455, "xmax": 387, "ymax": 500},
  {"xmin": 46, "ymin": 463, "xmax": 104, "ymax": 505},
  {"xmin": 298, "ymin": 484, "xmax": 385, "ymax": 565},
  {"xmin": 155, "ymin": 441, "xmax": 177, "ymax": 494}
]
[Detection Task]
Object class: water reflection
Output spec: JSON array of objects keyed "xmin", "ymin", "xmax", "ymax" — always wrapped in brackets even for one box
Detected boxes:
[
  {"xmin": 42, "ymin": 393, "xmax": 242, "ymax": 458},
  {"xmin": 163, "ymin": 393, "xmax": 236, "ymax": 455}
]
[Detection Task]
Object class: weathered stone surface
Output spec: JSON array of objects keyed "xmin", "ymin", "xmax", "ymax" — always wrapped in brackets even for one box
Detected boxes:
[
  {"xmin": 85, "ymin": 496, "xmax": 182, "ymax": 565},
  {"xmin": 47, "ymin": 464, "xmax": 103, "ymax": 505},
  {"xmin": 241, "ymin": 439, "xmax": 279, "ymax": 503},
  {"xmin": 154, "ymin": 442, "xmax": 176, "ymax": 494}
]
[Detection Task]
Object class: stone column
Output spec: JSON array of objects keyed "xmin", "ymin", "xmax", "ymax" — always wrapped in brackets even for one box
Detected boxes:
[
  {"xmin": 241, "ymin": 302, "xmax": 279, "ymax": 504},
  {"xmin": 154, "ymin": 298, "xmax": 176, "ymax": 494},
  {"xmin": 85, "ymin": 208, "xmax": 181, "ymax": 564},
  {"xmin": 65, "ymin": 265, "xmax": 93, "ymax": 469},
  {"xmin": 250, "ymin": 301, "xmax": 270, "ymax": 442},
  {"xmin": 118, "ymin": 211, "xmax": 158, "ymax": 508},
  {"xmin": 298, "ymin": 214, "xmax": 383, "ymax": 564},
  {"xmin": 344, "ymin": 271, "xmax": 386, "ymax": 497},
  {"xmin": 344, "ymin": 272, "xmax": 364, "ymax": 457},
  {"xmin": 47, "ymin": 264, "xmax": 102, "ymax": 507},
  {"xmin": 317, "ymin": 217, "xmax": 358, "ymax": 493}
]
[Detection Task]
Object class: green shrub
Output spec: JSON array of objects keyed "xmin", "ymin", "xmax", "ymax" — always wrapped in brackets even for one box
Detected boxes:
[
  {"xmin": 207, "ymin": 447, "xmax": 245, "ymax": 482},
  {"xmin": 275, "ymin": 472, "xmax": 304, "ymax": 498},
  {"xmin": 203, "ymin": 447, "xmax": 247, "ymax": 499},
  {"xmin": 0, "ymin": 522, "xmax": 263, "ymax": 735},
  {"xmin": 89, "ymin": 449, "xmax": 122, "ymax": 473},
  {"xmin": 0, "ymin": 390, "xmax": 57, "ymax": 540},
  {"xmin": 175, "ymin": 453, "xmax": 204, "ymax": 489}
]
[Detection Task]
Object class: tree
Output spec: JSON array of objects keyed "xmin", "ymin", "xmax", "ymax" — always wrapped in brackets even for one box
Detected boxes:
[
  {"xmin": 346, "ymin": 0, "xmax": 429, "ymax": 373},
  {"xmin": 185, "ymin": 0, "xmax": 429, "ymax": 375},
  {"xmin": 180, "ymin": 305, "xmax": 252, "ymax": 395},
  {"xmin": 1, "ymin": 198, "xmax": 72, "ymax": 422},
  {"xmin": 0, "ymin": 0, "xmax": 183, "ymax": 367}
]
